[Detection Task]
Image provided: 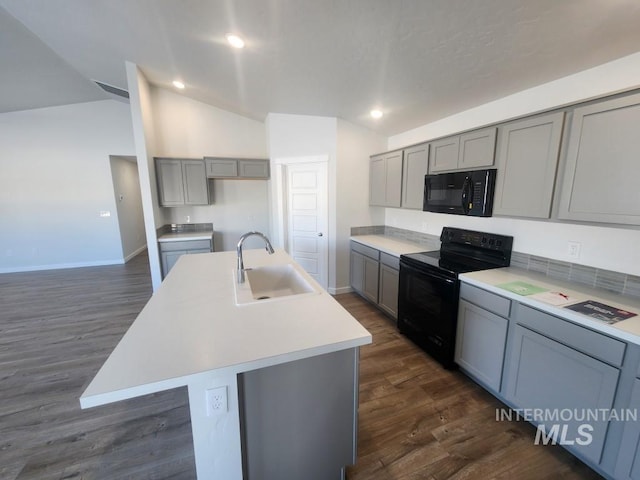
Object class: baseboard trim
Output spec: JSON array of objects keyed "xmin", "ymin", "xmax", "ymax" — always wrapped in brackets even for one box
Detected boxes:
[
  {"xmin": 329, "ymin": 286, "xmax": 353, "ymax": 295},
  {"xmin": 124, "ymin": 245, "xmax": 147, "ymax": 263},
  {"xmin": 0, "ymin": 259, "xmax": 125, "ymax": 274}
]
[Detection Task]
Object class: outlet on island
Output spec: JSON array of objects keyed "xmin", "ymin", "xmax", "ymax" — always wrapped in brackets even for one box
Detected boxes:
[{"xmin": 206, "ymin": 386, "xmax": 228, "ymax": 416}]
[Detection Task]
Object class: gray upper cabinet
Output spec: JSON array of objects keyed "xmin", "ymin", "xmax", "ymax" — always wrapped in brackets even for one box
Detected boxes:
[
  {"xmin": 429, "ymin": 127, "xmax": 496, "ymax": 173},
  {"xmin": 238, "ymin": 159, "xmax": 270, "ymax": 178},
  {"xmin": 429, "ymin": 136, "xmax": 459, "ymax": 172},
  {"xmin": 182, "ymin": 160, "xmax": 209, "ymax": 205},
  {"xmin": 401, "ymin": 143, "xmax": 429, "ymax": 209},
  {"xmin": 558, "ymin": 92, "xmax": 640, "ymax": 225},
  {"xmin": 156, "ymin": 158, "xmax": 185, "ymax": 206},
  {"xmin": 458, "ymin": 127, "xmax": 497, "ymax": 170},
  {"xmin": 155, "ymin": 158, "xmax": 209, "ymax": 207},
  {"xmin": 369, "ymin": 150, "xmax": 403, "ymax": 207},
  {"xmin": 206, "ymin": 158, "xmax": 238, "ymax": 177},
  {"xmin": 204, "ymin": 157, "xmax": 270, "ymax": 179},
  {"xmin": 493, "ymin": 112, "xmax": 565, "ymax": 218}
]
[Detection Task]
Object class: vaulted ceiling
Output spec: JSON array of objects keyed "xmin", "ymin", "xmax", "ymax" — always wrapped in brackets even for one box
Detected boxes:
[{"xmin": 2, "ymin": 0, "xmax": 640, "ymax": 135}]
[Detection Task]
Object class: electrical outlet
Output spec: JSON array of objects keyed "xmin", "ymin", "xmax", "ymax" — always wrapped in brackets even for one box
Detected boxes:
[
  {"xmin": 206, "ymin": 386, "xmax": 227, "ymax": 416},
  {"xmin": 186, "ymin": 215, "xmax": 191, "ymax": 223},
  {"xmin": 568, "ymin": 241, "xmax": 581, "ymax": 259}
]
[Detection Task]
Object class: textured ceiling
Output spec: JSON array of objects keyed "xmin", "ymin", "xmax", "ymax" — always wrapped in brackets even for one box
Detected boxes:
[{"xmin": 2, "ymin": 0, "xmax": 640, "ymax": 135}]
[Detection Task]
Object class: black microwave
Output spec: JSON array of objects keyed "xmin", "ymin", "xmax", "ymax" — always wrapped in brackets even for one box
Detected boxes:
[{"xmin": 423, "ymin": 168, "xmax": 497, "ymax": 216}]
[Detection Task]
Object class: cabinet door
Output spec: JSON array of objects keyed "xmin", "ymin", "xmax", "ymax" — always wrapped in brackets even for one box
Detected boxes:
[
  {"xmin": 493, "ymin": 112, "xmax": 564, "ymax": 218},
  {"xmin": 350, "ymin": 250, "xmax": 365, "ymax": 294},
  {"xmin": 369, "ymin": 155, "xmax": 386, "ymax": 206},
  {"xmin": 430, "ymin": 136, "xmax": 459, "ymax": 173},
  {"xmin": 206, "ymin": 158, "xmax": 238, "ymax": 177},
  {"xmin": 455, "ymin": 300, "xmax": 508, "ymax": 392},
  {"xmin": 238, "ymin": 159, "xmax": 269, "ymax": 178},
  {"xmin": 161, "ymin": 250, "xmax": 186, "ymax": 278},
  {"xmin": 558, "ymin": 93, "xmax": 640, "ymax": 225},
  {"xmin": 182, "ymin": 160, "xmax": 209, "ymax": 205},
  {"xmin": 378, "ymin": 264, "xmax": 399, "ymax": 318},
  {"xmin": 458, "ymin": 127, "xmax": 496, "ymax": 170},
  {"xmin": 614, "ymin": 379, "xmax": 640, "ymax": 479},
  {"xmin": 156, "ymin": 158, "xmax": 185, "ymax": 206},
  {"xmin": 362, "ymin": 256, "xmax": 379, "ymax": 303},
  {"xmin": 504, "ymin": 324, "xmax": 619, "ymax": 464},
  {"xmin": 401, "ymin": 143, "xmax": 429, "ymax": 209},
  {"xmin": 384, "ymin": 151, "xmax": 403, "ymax": 207}
]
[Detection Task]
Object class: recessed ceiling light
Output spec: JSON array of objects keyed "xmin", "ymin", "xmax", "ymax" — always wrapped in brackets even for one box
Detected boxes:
[
  {"xmin": 226, "ymin": 34, "xmax": 245, "ymax": 49},
  {"xmin": 172, "ymin": 80, "xmax": 185, "ymax": 89},
  {"xmin": 370, "ymin": 109, "xmax": 383, "ymax": 119}
]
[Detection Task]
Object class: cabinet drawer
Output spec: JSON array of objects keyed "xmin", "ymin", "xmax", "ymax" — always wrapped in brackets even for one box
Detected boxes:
[
  {"xmin": 350, "ymin": 241, "xmax": 379, "ymax": 261},
  {"xmin": 517, "ymin": 304, "xmax": 626, "ymax": 367},
  {"xmin": 379, "ymin": 252, "xmax": 399, "ymax": 270},
  {"xmin": 159, "ymin": 239, "xmax": 212, "ymax": 252},
  {"xmin": 460, "ymin": 283, "xmax": 511, "ymax": 318}
]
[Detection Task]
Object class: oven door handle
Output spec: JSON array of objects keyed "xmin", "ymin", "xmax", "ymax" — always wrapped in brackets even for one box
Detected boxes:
[{"xmin": 400, "ymin": 263, "xmax": 456, "ymax": 285}]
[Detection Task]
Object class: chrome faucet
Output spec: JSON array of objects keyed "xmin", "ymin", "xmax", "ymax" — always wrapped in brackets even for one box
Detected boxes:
[{"xmin": 237, "ymin": 231, "xmax": 275, "ymax": 283}]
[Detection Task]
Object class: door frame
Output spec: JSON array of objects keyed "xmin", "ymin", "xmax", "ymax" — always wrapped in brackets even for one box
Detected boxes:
[{"xmin": 271, "ymin": 155, "xmax": 330, "ymax": 290}]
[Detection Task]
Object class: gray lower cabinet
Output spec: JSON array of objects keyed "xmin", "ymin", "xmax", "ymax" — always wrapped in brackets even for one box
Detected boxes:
[
  {"xmin": 429, "ymin": 127, "xmax": 496, "ymax": 173},
  {"xmin": 614, "ymin": 379, "xmax": 640, "ymax": 479},
  {"xmin": 401, "ymin": 143, "xmax": 429, "ymax": 209},
  {"xmin": 378, "ymin": 253, "xmax": 400, "ymax": 319},
  {"xmin": 159, "ymin": 239, "xmax": 213, "ymax": 278},
  {"xmin": 455, "ymin": 299, "xmax": 509, "ymax": 392},
  {"xmin": 350, "ymin": 242, "xmax": 400, "ymax": 318},
  {"xmin": 156, "ymin": 158, "xmax": 210, "ymax": 207},
  {"xmin": 240, "ymin": 347, "xmax": 359, "ymax": 480},
  {"xmin": 204, "ymin": 157, "xmax": 270, "ymax": 179},
  {"xmin": 369, "ymin": 151, "xmax": 403, "ymax": 207},
  {"xmin": 504, "ymin": 322, "xmax": 619, "ymax": 465},
  {"xmin": 558, "ymin": 92, "xmax": 640, "ymax": 225},
  {"xmin": 350, "ymin": 242, "xmax": 379, "ymax": 303},
  {"xmin": 493, "ymin": 112, "xmax": 565, "ymax": 218}
]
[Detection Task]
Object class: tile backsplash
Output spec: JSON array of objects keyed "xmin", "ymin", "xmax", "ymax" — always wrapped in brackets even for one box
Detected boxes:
[{"xmin": 353, "ymin": 226, "xmax": 640, "ymax": 300}]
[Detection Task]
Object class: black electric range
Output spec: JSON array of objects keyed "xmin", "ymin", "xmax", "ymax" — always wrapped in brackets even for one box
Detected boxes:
[{"xmin": 397, "ymin": 227, "xmax": 513, "ymax": 368}]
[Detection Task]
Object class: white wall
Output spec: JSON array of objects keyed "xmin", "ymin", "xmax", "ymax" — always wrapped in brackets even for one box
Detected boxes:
[
  {"xmin": 126, "ymin": 62, "xmax": 165, "ymax": 290},
  {"xmin": 266, "ymin": 114, "xmax": 386, "ymax": 292},
  {"xmin": 386, "ymin": 52, "xmax": 640, "ymax": 276},
  {"xmin": 0, "ymin": 100, "xmax": 135, "ymax": 273},
  {"xmin": 109, "ymin": 156, "xmax": 146, "ymax": 261},
  {"xmin": 151, "ymin": 86, "xmax": 269, "ymax": 252},
  {"xmin": 336, "ymin": 119, "xmax": 386, "ymax": 291}
]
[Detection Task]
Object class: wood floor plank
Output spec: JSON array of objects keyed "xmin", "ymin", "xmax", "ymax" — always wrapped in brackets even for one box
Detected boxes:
[{"xmin": 336, "ymin": 292, "xmax": 604, "ymax": 480}]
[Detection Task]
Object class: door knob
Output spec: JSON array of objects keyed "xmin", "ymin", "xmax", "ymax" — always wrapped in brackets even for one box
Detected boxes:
[{"xmin": 317, "ymin": 233, "xmax": 323, "ymax": 237}]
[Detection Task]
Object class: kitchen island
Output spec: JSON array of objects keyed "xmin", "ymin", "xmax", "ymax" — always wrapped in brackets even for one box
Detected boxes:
[{"xmin": 80, "ymin": 249, "xmax": 372, "ymax": 479}]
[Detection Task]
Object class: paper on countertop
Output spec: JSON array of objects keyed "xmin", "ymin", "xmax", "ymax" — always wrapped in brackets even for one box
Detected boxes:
[
  {"xmin": 529, "ymin": 290, "xmax": 574, "ymax": 306},
  {"xmin": 497, "ymin": 281, "xmax": 548, "ymax": 296}
]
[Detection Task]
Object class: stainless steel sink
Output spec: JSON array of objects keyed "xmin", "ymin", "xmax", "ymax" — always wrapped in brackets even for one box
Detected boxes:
[{"xmin": 233, "ymin": 264, "xmax": 318, "ymax": 305}]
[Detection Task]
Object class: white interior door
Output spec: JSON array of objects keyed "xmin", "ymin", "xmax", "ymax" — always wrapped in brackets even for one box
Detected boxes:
[{"xmin": 285, "ymin": 162, "xmax": 328, "ymax": 289}]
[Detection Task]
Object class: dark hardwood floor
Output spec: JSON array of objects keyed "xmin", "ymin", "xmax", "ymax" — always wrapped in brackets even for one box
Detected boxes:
[
  {"xmin": 1, "ymin": 253, "xmax": 602, "ymax": 479},
  {"xmin": 338, "ymin": 294, "xmax": 603, "ymax": 480}
]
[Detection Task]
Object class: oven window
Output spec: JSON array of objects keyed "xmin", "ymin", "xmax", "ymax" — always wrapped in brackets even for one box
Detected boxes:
[{"xmin": 404, "ymin": 273, "xmax": 447, "ymax": 316}]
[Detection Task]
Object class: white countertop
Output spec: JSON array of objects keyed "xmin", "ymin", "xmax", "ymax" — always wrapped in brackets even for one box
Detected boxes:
[
  {"xmin": 158, "ymin": 231, "xmax": 214, "ymax": 242},
  {"xmin": 460, "ymin": 267, "xmax": 640, "ymax": 344},
  {"xmin": 350, "ymin": 235, "xmax": 427, "ymax": 257},
  {"xmin": 80, "ymin": 249, "xmax": 372, "ymax": 408}
]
